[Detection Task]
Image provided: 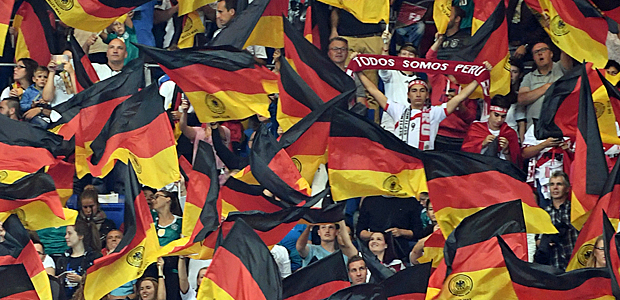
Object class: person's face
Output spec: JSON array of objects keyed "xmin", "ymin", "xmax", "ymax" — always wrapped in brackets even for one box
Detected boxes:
[
  {"xmin": 328, "ymin": 40, "xmax": 348, "ymax": 65},
  {"xmin": 33, "ymin": 71, "xmax": 48, "ymax": 88},
  {"xmin": 447, "ymin": 8, "xmax": 460, "ymax": 30},
  {"xmin": 112, "ymin": 20, "xmax": 126, "ymax": 35},
  {"xmin": 607, "ymin": 67, "xmax": 619, "ymax": 76},
  {"xmin": 318, "ymin": 224, "xmax": 337, "ymax": 243},
  {"xmin": 348, "ymin": 260, "xmax": 367, "ymax": 285},
  {"xmin": 418, "ymin": 194, "xmax": 429, "ymax": 207},
  {"xmin": 398, "ymin": 48, "xmax": 417, "ymax": 58},
  {"xmin": 510, "ymin": 65, "xmax": 521, "ymax": 84},
  {"xmin": 197, "ymin": 269, "xmax": 208, "ymax": 287},
  {"xmin": 368, "ymin": 232, "xmax": 387, "ymax": 254},
  {"xmin": 106, "ymin": 230, "xmax": 123, "ymax": 252},
  {"xmin": 34, "ymin": 243, "xmax": 46, "ymax": 262},
  {"xmin": 488, "ymin": 111, "xmax": 507, "ymax": 130},
  {"xmin": 549, "ymin": 176, "xmax": 570, "ymax": 200},
  {"xmin": 107, "ymin": 39, "xmax": 127, "ymax": 64},
  {"xmin": 216, "ymin": 1, "xmax": 235, "ymax": 28},
  {"xmin": 151, "ymin": 192, "xmax": 170, "ymax": 211},
  {"xmin": 0, "ymin": 101, "xmax": 12, "ymax": 117},
  {"xmin": 593, "ymin": 239, "xmax": 606, "ymax": 267},
  {"xmin": 139, "ymin": 280, "xmax": 156, "ymax": 300},
  {"xmin": 532, "ymin": 43, "xmax": 553, "ymax": 69},
  {"xmin": 81, "ymin": 197, "xmax": 97, "ymax": 218},
  {"xmin": 65, "ymin": 226, "xmax": 83, "ymax": 248},
  {"xmin": 408, "ymin": 84, "xmax": 428, "ymax": 108},
  {"xmin": 13, "ymin": 60, "xmax": 27, "ymax": 81},
  {"xmin": 143, "ymin": 190, "xmax": 155, "ymax": 208},
  {"xmin": 426, "ymin": 203, "xmax": 436, "ymax": 222}
]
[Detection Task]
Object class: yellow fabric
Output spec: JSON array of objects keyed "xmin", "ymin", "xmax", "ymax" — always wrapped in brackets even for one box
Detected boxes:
[
  {"xmin": 220, "ymin": 198, "xmax": 238, "ymax": 220},
  {"xmin": 0, "ymin": 169, "xmax": 30, "ymax": 184},
  {"xmin": 46, "ymin": 0, "xmax": 128, "ymax": 32},
  {"xmin": 566, "ymin": 218, "xmax": 619, "ymax": 271},
  {"xmin": 290, "ymin": 153, "xmax": 326, "ymax": 186},
  {"xmin": 0, "ymin": 205, "xmax": 77, "ymax": 231},
  {"xmin": 318, "ymin": 0, "xmax": 389, "ymax": 23},
  {"xmin": 244, "ymin": 16, "xmax": 283, "ymax": 49},
  {"xmin": 592, "ymin": 84, "xmax": 620, "ymax": 145},
  {"xmin": 418, "ymin": 246, "xmax": 443, "ymax": 268},
  {"xmin": 433, "ymin": 267, "xmax": 518, "ymax": 300},
  {"xmin": 0, "ymin": 24, "xmax": 8, "ymax": 57},
  {"xmin": 84, "ymin": 225, "xmax": 159, "ymax": 300},
  {"xmin": 182, "ymin": 201, "xmax": 202, "ymax": 238},
  {"xmin": 186, "ymin": 88, "xmax": 274, "ymax": 123},
  {"xmin": 13, "ymin": 16, "xmax": 30, "ymax": 63},
  {"xmin": 606, "ymin": 72, "xmax": 620, "ymax": 85},
  {"xmin": 327, "ymin": 168, "xmax": 428, "ymax": 201},
  {"xmin": 178, "ymin": 11, "xmax": 205, "ymax": 49},
  {"xmin": 433, "ymin": 0, "xmax": 452, "ymax": 34},
  {"xmin": 32, "ymin": 270, "xmax": 53, "ymax": 300},
  {"xmin": 197, "ymin": 278, "xmax": 236, "ymax": 300},
  {"xmin": 571, "ymin": 191, "xmax": 589, "ymax": 230},
  {"xmin": 232, "ymin": 167, "xmax": 260, "ymax": 186},
  {"xmin": 57, "ymin": 189, "xmax": 73, "ymax": 206},
  {"xmin": 179, "ymin": 0, "xmax": 216, "ymax": 16}
]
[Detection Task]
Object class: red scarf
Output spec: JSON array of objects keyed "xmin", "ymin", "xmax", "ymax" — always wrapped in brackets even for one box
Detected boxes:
[{"xmin": 462, "ymin": 121, "xmax": 521, "ymax": 165}]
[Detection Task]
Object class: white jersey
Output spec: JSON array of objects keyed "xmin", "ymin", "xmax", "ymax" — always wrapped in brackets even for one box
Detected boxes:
[
  {"xmin": 385, "ymin": 99, "xmax": 447, "ymax": 150},
  {"xmin": 378, "ymin": 70, "xmax": 418, "ymax": 133}
]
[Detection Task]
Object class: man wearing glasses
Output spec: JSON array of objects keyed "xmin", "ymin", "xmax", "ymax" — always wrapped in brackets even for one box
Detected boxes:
[
  {"xmin": 517, "ymin": 41, "xmax": 573, "ymax": 128},
  {"xmin": 327, "ymin": 37, "xmax": 368, "ymax": 105}
]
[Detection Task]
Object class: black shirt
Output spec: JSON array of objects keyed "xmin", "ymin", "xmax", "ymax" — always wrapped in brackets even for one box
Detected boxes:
[
  {"xmin": 436, "ymin": 28, "xmax": 472, "ymax": 61},
  {"xmin": 336, "ymin": 10, "xmax": 383, "ymax": 37}
]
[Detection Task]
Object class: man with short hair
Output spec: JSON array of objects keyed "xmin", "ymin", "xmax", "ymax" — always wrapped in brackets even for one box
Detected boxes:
[
  {"xmin": 536, "ymin": 172, "xmax": 578, "ymax": 270},
  {"xmin": 436, "ymin": 5, "xmax": 471, "ymax": 61},
  {"xmin": 0, "ymin": 97, "xmax": 20, "ymax": 120},
  {"xmin": 178, "ymin": 257, "xmax": 208, "ymax": 300},
  {"xmin": 92, "ymin": 38, "xmax": 128, "ymax": 80},
  {"xmin": 518, "ymin": 42, "xmax": 573, "ymax": 128},
  {"xmin": 327, "ymin": 37, "xmax": 367, "ymax": 105},
  {"xmin": 296, "ymin": 221, "xmax": 357, "ymax": 268},
  {"xmin": 347, "ymin": 255, "xmax": 368, "ymax": 286},
  {"xmin": 212, "ymin": 0, "xmax": 267, "ymax": 61}
]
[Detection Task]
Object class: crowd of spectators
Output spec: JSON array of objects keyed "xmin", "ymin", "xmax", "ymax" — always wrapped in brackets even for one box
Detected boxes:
[{"xmin": 1, "ymin": 0, "xmax": 620, "ymax": 298}]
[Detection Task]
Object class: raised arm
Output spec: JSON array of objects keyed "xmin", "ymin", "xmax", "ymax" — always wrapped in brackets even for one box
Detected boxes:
[
  {"xmin": 178, "ymin": 257, "xmax": 189, "ymax": 294},
  {"xmin": 445, "ymin": 80, "xmax": 478, "ymax": 115},
  {"xmin": 296, "ymin": 225, "xmax": 312, "ymax": 258},
  {"xmin": 336, "ymin": 220, "xmax": 358, "ymax": 258},
  {"xmin": 42, "ymin": 61, "xmax": 57, "ymax": 102},
  {"xmin": 179, "ymin": 98, "xmax": 197, "ymax": 141}
]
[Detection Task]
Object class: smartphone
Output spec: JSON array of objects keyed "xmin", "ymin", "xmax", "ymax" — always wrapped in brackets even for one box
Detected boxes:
[{"xmin": 51, "ymin": 55, "xmax": 69, "ymax": 71}]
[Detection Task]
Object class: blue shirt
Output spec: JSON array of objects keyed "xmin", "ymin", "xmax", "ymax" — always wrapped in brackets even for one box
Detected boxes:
[
  {"xmin": 133, "ymin": 1, "xmax": 156, "ymax": 46},
  {"xmin": 20, "ymin": 84, "xmax": 41, "ymax": 112}
]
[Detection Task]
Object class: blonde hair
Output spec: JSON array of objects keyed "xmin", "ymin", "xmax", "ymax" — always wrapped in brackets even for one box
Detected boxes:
[{"xmin": 585, "ymin": 235, "xmax": 605, "ymax": 268}]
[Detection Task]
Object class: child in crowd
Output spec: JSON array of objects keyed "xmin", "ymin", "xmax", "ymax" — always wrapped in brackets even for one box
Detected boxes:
[
  {"xmin": 100, "ymin": 12, "xmax": 139, "ymax": 64},
  {"xmin": 21, "ymin": 66, "xmax": 51, "ymax": 128}
]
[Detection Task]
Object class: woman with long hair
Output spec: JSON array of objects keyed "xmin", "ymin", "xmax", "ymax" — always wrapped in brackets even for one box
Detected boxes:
[
  {"xmin": 1, "ymin": 57, "xmax": 37, "ymax": 101},
  {"xmin": 138, "ymin": 258, "xmax": 166, "ymax": 300},
  {"xmin": 586, "ymin": 236, "xmax": 606, "ymax": 268},
  {"xmin": 77, "ymin": 186, "xmax": 116, "ymax": 250},
  {"xmin": 368, "ymin": 232, "xmax": 405, "ymax": 272},
  {"xmin": 151, "ymin": 190, "xmax": 183, "ymax": 300}
]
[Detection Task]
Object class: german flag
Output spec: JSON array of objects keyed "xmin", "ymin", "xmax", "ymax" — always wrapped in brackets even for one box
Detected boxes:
[
  {"xmin": 283, "ymin": 18, "xmax": 356, "ymax": 103},
  {"xmin": 282, "ymin": 250, "xmax": 350, "ymax": 300},
  {"xmin": 46, "ymin": 0, "xmax": 151, "ymax": 32},
  {"xmin": 567, "ymin": 156, "xmax": 620, "ymax": 270},
  {"xmin": 196, "ymin": 218, "xmax": 282, "ymax": 300},
  {"xmin": 83, "ymin": 162, "xmax": 159, "ymax": 300},
  {"xmin": 178, "ymin": 0, "xmax": 215, "ymax": 16},
  {"xmin": 359, "ymin": 239, "xmax": 396, "ymax": 282},
  {"xmin": 14, "ymin": 0, "xmax": 59, "ymax": 65},
  {"xmin": 157, "ymin": 141, "xmax": 220, "ymax": 257},
  {"xmin": 0, "ymin": 214, "xmax": 52, "ymax": 299},
  {"xmin": 524, "ymin": 0, "xmax": 608, "ymax": 68},
  {"xmin": 48, "ymin": 58, "xmax": 143, "ymax": 140},
  {"xmin": 426, "ymin": 201, "xmax": 527, "ymax": 300},
  {"xmin": 0, "ymin": 0, "xmax": 14, "ymax": 55},
  {"xmin": 46, "ymin": 159, "xmax": 74, "ymax": 205},
  {"xmin": 498, "ymin": 235, "xmax": 614, "ymax": 299},
  {"xmin": 417, "ymin": 229, "xmax": 445, "ymax": 269},
  {"xmin": 279, "ymin": 90, "xmax": 352, "ymax": 184},
  {"xmin": 317, "ymin": 0, "xmax": 389, "ymax": 23},
  {"xmin": 381, "ymin": 262, "xmax": 431, "ymax": 300},
  {"xmin": 569, "ymin": 64, "xmax": 610, "ymax": 229},
  {"xmin": 76, "ymin": 83, "xmax": 180, "ymax": 189},
  {"xmin": 603, "ymin": 210, "xmax": 620, "ymax": 297},
  {"xmin": 208, "ymin": 0, "xmax": 287, "ymax": 49},
  {"xmin": 301, "ymin": 197, "xmax": 346, "ymax": 224},
  {"xmin": 68, "ymin": 34, "xmax": 99, "ymax": 93},
  {"xmin": 325, "ymin": 283, "xmax": 386, "ymax": 300},
  {"xmin": 328, "ymin": 108, "xmax": 427, "ymax": 201},
  {"xmin": 0, "ymin": 115, "xmax": 73, "ymax": 184},
  {"xmin": 591, "ymin": 0, "xmax": 620, "ymax": 25},
  {"xmin": 177, "ymin": 11, "xmax": 205, "ymax": 49},
  {"xmin": 423, "ymin": 150, "xmax": 557, "ymax": 238},
  {"xmin": 303, "ymin": 1, "xmax": 331, "ymax": 51},
  {"xmin": 219, "ymin": 177, "xmax": 284, "ymax": 221},
  {"xmin": 136, "ymin": 44, "xmax": 278, "ymax": 123},
  {"xmin": 249, "ymin": 124, "xmax": 312, "ymax": 205},
  {"xmin": 432, "ymin": 0, "xmax": 451, "ymax": 34}
]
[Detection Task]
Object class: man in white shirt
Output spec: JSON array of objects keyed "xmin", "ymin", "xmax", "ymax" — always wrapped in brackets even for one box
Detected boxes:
[{"xmin": 92, "ymin": 38, "xmax": 127, "ymax": 80}]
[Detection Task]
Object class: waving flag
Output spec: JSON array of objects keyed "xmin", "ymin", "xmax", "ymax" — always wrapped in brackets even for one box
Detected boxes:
[
  {"xmin": 317, "ymin": 0, "xmax": 389, "ymax": 23},
  {"xmin": 14, "ymin": 0, "xmax": 58, "ymax": 65},
  {"xmin": 590, "ymin": 0, "xmax": 620, "ymax": 25},
  {"xmin": 46, "ymin": 0, "xmax": 151, "ymax": 32},
  {"xmin": 68, "ymin": 34, "xmax": 100, "ymax": 92},
  {"xmin": 0, "ymin": 0, "xmax": 14, "ymax": 55},
  {"xmin": 381, "ymin": 262, "xmax": 431, "ymax": 300},
  {"xmin": 283, "ymin": 251, "xmax": 349, "ymax": 300},
  {"xmin": 603, "ymin": 211, "xmax": 620, "ymax": 297}
]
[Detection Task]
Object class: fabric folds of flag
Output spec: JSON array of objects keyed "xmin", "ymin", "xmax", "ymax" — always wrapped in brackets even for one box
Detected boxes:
[
  {"xmin": 48, "ymin": 58, "xmax": 143, "ymax": 140},
  {"xmin": 14, "ymin": 0, "xmax": 59, "ymax": 65},
  {"xmin": 590, "ymin": 0, "xmax": 620, "ymax": 25},
  {"xmin": 381, "ymin": 262, "xmax": 431, "ymax": 300},
  {"xmin": 0, "ymin": 115, "xmax": 73, "ymax": 184},
  {"xmin": 209, "ymin": 0, "xmax": 287, "ymax": 49},
  {"xmin": 498, "ymin": 235, "xmax": 614, "ymax": 299},
  {"xmin": 282, "ymin": 250, "xmax": 349, "ymax": 300},
  {"xmin": 432, "ymin": 0, "xmax": 451, "ymax": 34},
  {"xmin": 328, "ymin": 108, "xmax": 427, "ymax": 201},
  {"xmin": 46, "ymin": 0, "xmax": 152, "ymax": 32},
  {"xmin": 83, "ymin": 162, "xmax": 159, "ymax": 300},
  {"xmin": 178, "ymin": 0, "xmax": 216, "ymax": 16},
  {"xmin": 197, "ymin": 218, "xmax": 282, "ymax": 300},
  {"xmin": 136, "ymin": 44, "xmax": 278, "ymax": 123},
  {"xmin": 283, "ymin": 18, "xmax": 356, "ymax": 103},
  {"xmin": 317, "ymin": 0, "xmax": 389, "ymax": 23},
  {"xmin": 603, "ymin": 210, "xmax": 620, "ymax": 297},
  {"xmin": 524, "ymin": 0, "xmax": 608, "ymax": 68},
  {"xmin": 423, "ymin": 150, "xmax": 557, "ymax": 238},
  {"xmin": 417, "ymin": 229, "xmax": 445, "ymax": 268},
  {"xmin": 0, "ymin": 171, "xmax": 77, "ymax": 230},
  {"xmin": 0, "ymin": 214, "xmax": 52, "ymax": 300},
  {"xmin": 68, "ymin": 34, "xmax": 100, "ymax": 92},
  {"xmin": 303, "ymin": 1, "xmax": 331, "ymax": 50},
  {"xmin": 218, "ymin": 176, "xmax": 283, "ymax": 220},
  {"xmin": 177, "ymin": 11, "xmax": 205, "ymax": 49},
  {"xmin": 46, "ymin": 160, "xmax": 74, "ymax": 205},
  {"xmin": 567, "ymin": 156, "xmax": 620, "ymax": 270},
  {"xmin": 76, "ymin": 83, "xmax": 180, "ymax": 189},
  {"xmin": 326, "ymin": 283, "xmax": 387, "ymax": 300},
  {"xmin": 0, "ymin": 0, "xmax": 14, "ymax": 54}
]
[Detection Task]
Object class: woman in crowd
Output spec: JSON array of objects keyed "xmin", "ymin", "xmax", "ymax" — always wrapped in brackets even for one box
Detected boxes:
[
  {"xmin": 77, "ymin": 186, "xmax": 116, "ymax": 250},
  {"xmin": 367, "ymin": 232, "xmax": 405, "ymax": 272},
  {"xmin": 151, "ymin": 190, "xmax": 183, "ymax": 300},
  {"xmin": 586, "ymin": 235, "xmax": 606, "ymax": 268},
  {"xmin": 410, "ymin": 200, "xmax": 440, "ymax": 263},
  {"xmin": 138, "ymin": 258, "xmax": 166, "ymax": 300},
  {"xmin": 1, "ymin": 57, "xmax": 37, "ymax": 101},
  {"xmin": 56, "ymin": 219, "xmax": 102, "ymax": 299}
]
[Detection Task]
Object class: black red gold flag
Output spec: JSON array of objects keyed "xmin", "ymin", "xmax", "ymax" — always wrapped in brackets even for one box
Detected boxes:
[
  {"xmin": 46, "ymin": 159, "xmax": 74, "ymax": 205},
  {"xmin": 48, "ymin": 58, "xmax": 144, "ymax": 140},
  {"xmin": 328, "ymin": 108, "xmax": 427, "ymax": 201},
  {"xmin": 197, "ymin": 218, "xmax": 282, "ymax": 300},
  {"xmin": 136, "ymin": 44, "xmax": 278, "ymax": 123},
  {"xmin": 326, "ymin": 283, "xmax": 387, "ymax": 300},
  {"xmin": 380, "ymin": 262, "xmax": 431, "ymax": 300},
  {"xmin": 301, "ymin": 197, "xmax": 346, "ymax": 224},
  {"xmin": 76, "ymin": 83, "xmax": 180, "ymax": 189},
  {"xmin": 218, "ymin": 176, "xmax": 284, "ymax": 221},
  {"xmin": 417, "ymin": 229, "xmax": 445, "ymax": 269},
  {"xmin": 283, "ymin": 18, "xmax": 356, "ymax": 103},
  {"xmin": 0, "ymin": 171, "xmax": 77, "ymax": 230},
  {"xmin": 0, "ymin": 0, "xmax": 14, "ymax": 55},
  {"xmin": 568, "ymin": 156, "xmax": 620, "ymax": 270},
  {"xmin": 524, "ymin": 0, "xmax": 608, "ymax": 68},
  {"xmin": 603, "ymin": 210, "xmax": 620, "ymax": 297},
  {"xmin": 423, "ymin": 151, "xmax": 557, "ymax": 238},
  {"xmin": 46, "ymin": 0, "xmax": 151, "ymax": 32},
  {"xmin": 177, "ymin": 11, "xmax": 205, "ymax": 49},
  {"xmin": 178, "ymin": 0, "xmax": 215, "ymax": 16},
  {"xmin": 14, "ymin": 0, "xmax": 58, "ymax": 65},
  {"xmin": 277, "ymin": 56, "xmax": 324, "ymax": 131},
  {"xmin": 590, "ymin": 0, "xmax": 620, "ymax": 25},
  {"xmin": 68, "ymin": 34, "xmax": 99, "ymax": 93},
  {"xmin": 303, "ymin": 0, "xmax": 331, "ymax": 51},
  {"xmin": 0, "ymin": 214, "xmax": 52, "ymax": 299},
  {"xmin": 0, "ymin": 115, "xmax": 73, "ymax": 184},
  {"xmin": 317, "ymin": 0, "xmax": 389, "ymax": 23},
  {"xmin": 498, "ymin": 235, "xmax": 614, "ymax": 299},
  {"xmin": 83, "ymin": 162, "xmax": 159, "ymax": 300},
  {"xmin": 282, "ymin": 250, "xmax": 349, "ymax": 300},
  {"xmin": 209, "ymin": 0, "xmax": 287, "ymax": 49}
]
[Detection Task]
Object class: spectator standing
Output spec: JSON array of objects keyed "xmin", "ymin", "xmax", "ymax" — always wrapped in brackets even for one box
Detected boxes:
[
  {"xmin": 77, "ymin": 187, "xmax": 116, "ymax": 252},
  {"xmin": 152, "ymin": 190, "xmax": 183, "ymax": 300},
  {"xmin": 99, "ymin": 13, "xmax": 139, "ymax": 64},
  {"xmin": 296, "ymin": 220, "xmax": 357, "ymax": 267},
  {"xmin": 178, "ymin": 257, "xmax": 208, "ymax": 300}
]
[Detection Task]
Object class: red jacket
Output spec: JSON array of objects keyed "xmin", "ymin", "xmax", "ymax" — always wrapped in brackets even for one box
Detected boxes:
[{"xmin": 462, "ymin": 121, "xmax": 522, "ymax": 165}]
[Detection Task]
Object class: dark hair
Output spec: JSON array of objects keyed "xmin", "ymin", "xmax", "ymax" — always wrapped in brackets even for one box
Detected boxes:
[
  {"xmin": 137, "ymin": 277, "xmax": 159, "ymax": 299},
  {"xmin": 368, "ymin": 232, "xmax": 398, "ymax": 265},
  {"xmin": 218, "ymin": 0, "xmax": 237, "ymax": 11},
  {"xmin": 35, "ymin": 66, "xmax": 49, "ymax": 74},
  {"xmin": 399, "ymin": 43, "xmax": 418, "ymax": 57},
  {"xmin": 142, "ymin": 186, "xmax": 157, "ymax": 194},
  {"xmin": 73, "ymin": 219, "xmax": 101, "ymax": 251},
  {"xmin": 606, "ymin": 60, "xmax": 620, "ymax": 71},
  {"xmin": 1, "ymin": 98, "xmax": 21, "ymax": 117},
  {"xmin": 452, "ymin": 5, "xmax": 466, "ymax": 20},
  {"xmin": 425, "ymin": 198, "xmax": 433, "ymax": 211},
  {"xmin": 159, "ymin": 190, "xmax": 183, "ymax": 216},
  {"xmin": 328, "ymin": 36, "xmax": 348, "ymax": 47},
  {"xmin": 347, "ymin": 255, "xmax": 366, "ymax": 271},
  {"xmin": 17, "ymin": 58, "xmax": 38, "ymax": 86},
  {"xmin": 509, "ymin": 59, "xmax": 523, "ymax": 73},
  {"xmin": 490, "ymin": 94, "xmax": 511, "ymax": 110}
]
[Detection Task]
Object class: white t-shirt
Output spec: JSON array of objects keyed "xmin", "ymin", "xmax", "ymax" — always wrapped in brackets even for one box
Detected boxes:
[
  {"xmin": 43, "ymin": 254, "xmax": 56, "ymax": 269},
  {"xmin": 270, "ymin": 244, "xmax": 291, "ymax": 278},
  {"xmin": 49, "ymin": 74, "xmax": 76, "ymax": 122},
  {"xmin": 385, "ymin": 100, "xmax": 447, "ymax": 150},
  {"xmin": 92, "ymin": 63, "xmax": 121, "ymax": 81},
  {"xmin": 155, "ymin": 0, "xmax": 175, "ymax": 48},
  {"xmin": 180, "ymin": 288, "xmax": 197, "ymax": 300},
  {"xmin": 522, "ymin": 126, "xmax": 569, "ymax": 199},
  {"xmin": 505, "ymin": 102, "xmax": 525, "ymax": 134},
  {"xmin": 378, "ymin": 70, "xmax": 418, "ymax": 134}
]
